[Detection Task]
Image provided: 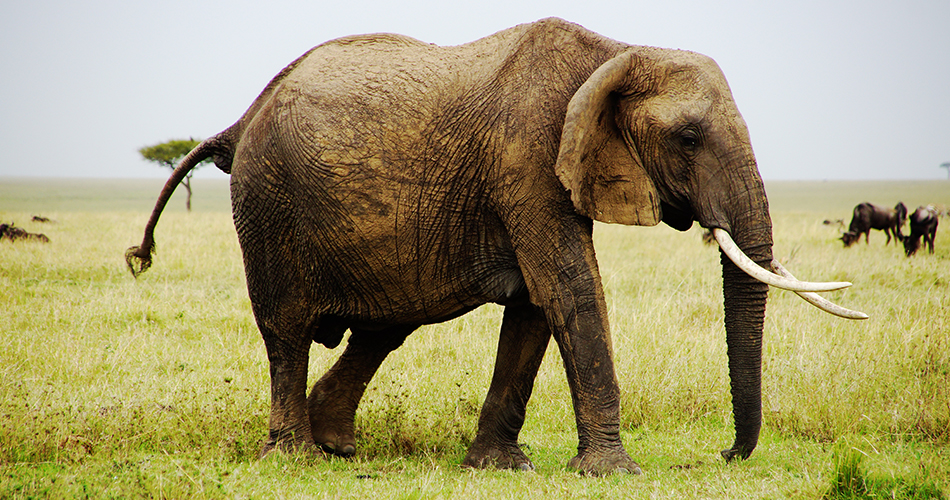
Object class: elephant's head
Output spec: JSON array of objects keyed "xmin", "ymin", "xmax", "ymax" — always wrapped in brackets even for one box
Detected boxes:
[{"xmin": 555, "ymin": 48, "xmax": 865, "ymax": 460}]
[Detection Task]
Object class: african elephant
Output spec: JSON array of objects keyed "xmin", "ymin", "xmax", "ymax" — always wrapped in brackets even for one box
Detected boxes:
[
  {"xmin": 840, "ymin": 202, "xmax": 907, "ymax": 247},
  {"xmin": 903, "ymin": 205, "xmax": 938, "ymax": 256},
  {"xmin": 127, "ymin": 18, "xmax": 862, "ymax": 474}
]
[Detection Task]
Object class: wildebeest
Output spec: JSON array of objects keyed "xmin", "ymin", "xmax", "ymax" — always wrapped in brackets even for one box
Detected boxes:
[
  {"xmin": 840, "ymin": 202, "xmax": 907, "ymax": 247},
  {"xmin": 903, "ymin": 206, "xmax": 938, "ymax": 256},
  {"xmin": 822, "ymin": 218, "xmax": 845, "ymax": 230},
  {"xmin": 0, "ymin": 223, "xmax": 50, "ymax": 243}
]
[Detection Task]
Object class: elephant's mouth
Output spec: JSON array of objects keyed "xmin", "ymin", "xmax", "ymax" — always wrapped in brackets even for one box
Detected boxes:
[
  {"xmin": 660, "ymin": 201, "xmax": 694, "ymax": 231},
  {"xmin": 712, "ymin": 229, "xmax": 868, "ymax": 320}
]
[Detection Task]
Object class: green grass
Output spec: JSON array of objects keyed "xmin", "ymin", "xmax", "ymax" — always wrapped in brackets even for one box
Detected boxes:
[
  {"xmin": 1, "ymin": 179, "xmax": 948, "ymax": 498},
  {"xmin": 825, "ymin": 438, "xmax": 945, "ymax": 499}
]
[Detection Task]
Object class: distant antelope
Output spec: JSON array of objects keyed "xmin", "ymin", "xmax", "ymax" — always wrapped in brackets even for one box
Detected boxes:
[
  {"xmin": 903, "ymin": 206, "xmax": 939, "ymax": 256},
  {"xmin": 841, "ymin": 202, "xmax": 907, "ymax": 247}
]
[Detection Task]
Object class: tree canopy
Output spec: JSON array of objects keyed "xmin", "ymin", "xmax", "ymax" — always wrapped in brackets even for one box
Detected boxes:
[
  {"xmin": 138, "ymin": 138, "xmax": 205, "ymax": 169},
  {"xmin": 138, "ymin": 138, "xmax": 212, "ymax": 211}
]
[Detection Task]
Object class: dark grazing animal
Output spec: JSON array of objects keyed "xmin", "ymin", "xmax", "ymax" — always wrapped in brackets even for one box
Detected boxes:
[
  {"xmin": 903, "ymin": 206, "xmax": 938, "ymax": 256},
  {"xmin": 0, "ymin": 223, "xmax": 50, "ymax": 243},
  {"xmin": 840, "ymin": 202, "xmax": 907, "ymax": 247},
  {"xmin": 822, "ymin": 218, "xmax": 845, "ymax": 230}
]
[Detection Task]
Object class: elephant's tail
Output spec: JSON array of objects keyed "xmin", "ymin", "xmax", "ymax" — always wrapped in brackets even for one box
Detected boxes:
[{"xmin": 125, "ymin": 133, "xmax": 234, "ymax": 278}]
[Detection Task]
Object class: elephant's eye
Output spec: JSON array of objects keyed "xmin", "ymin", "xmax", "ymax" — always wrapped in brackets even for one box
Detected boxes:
[{"xmin": 677, "ymin": 128, "xmax": 702, "ymax": 154}]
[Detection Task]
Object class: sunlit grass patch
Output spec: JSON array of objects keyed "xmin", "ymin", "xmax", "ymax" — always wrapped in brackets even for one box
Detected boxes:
[
  {"xmin": 1, "ymin": 179, "xmax": 948, "ymax": 498},
  {"xmin": 824, "ymin": 438, "xmax": 946, "ymax": 499}
]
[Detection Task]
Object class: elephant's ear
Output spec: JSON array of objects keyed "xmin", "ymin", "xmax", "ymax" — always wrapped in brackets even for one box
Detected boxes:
[{"xmin": 555, "ymin": 51, "xmax": 661, "ymax": 226}]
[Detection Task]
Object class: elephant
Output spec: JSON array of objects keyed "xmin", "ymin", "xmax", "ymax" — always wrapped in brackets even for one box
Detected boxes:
[
  {"xmin": 903, "ymin": 205, "xmax": 938, "ymax": 256},
  {"xmin": 127, "ymin": 18, "xmax": 864, "ymax": 474},
  {"xmin": 840, "ymin": 202, "xmax": 907, "ymax": 247}
]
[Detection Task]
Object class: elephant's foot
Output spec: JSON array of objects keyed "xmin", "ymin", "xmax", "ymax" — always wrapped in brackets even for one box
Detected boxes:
[
  {"xmin": 258, "ymin": 430, "xmax": 321, "ymax": 459},
  {"xmin": 462, "ymin": 440, "xmax": 534, "ymax": 471},
  {"xmin": 308, "ymin": 391, "xmax": 358, "ymax": 456},
  {"xmin": 310, "ymin": 422, "xmax": 357, "ymax": 457},
  {"xmin": 567, "ymin": 447, "xmax": 642, "ymax": 475}
]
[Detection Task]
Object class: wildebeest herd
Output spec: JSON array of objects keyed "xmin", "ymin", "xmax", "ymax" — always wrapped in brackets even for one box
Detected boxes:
[
  {"xmin": 837, "ymin": 202, "xmax": 941, "ymax": 257},
  {"xmin": 0, "ymin": 216, "xmax": 53, "ymax": 243}
]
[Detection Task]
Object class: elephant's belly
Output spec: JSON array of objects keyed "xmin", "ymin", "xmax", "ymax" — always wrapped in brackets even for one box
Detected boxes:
[{"xmin": 313, "ymin": 247, "xmax": 527, "ymax": 327}]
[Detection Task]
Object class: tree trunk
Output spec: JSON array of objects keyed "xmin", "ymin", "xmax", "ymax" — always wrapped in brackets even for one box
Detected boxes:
[{"xmin": 183, "ymin": 176, "xmax": 192, "ymax": 212}]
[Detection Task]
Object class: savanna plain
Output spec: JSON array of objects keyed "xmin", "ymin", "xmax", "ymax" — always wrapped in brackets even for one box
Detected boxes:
[{"xmin": 1, "ymin": 178, "xmax": 948, "ymax": 499}]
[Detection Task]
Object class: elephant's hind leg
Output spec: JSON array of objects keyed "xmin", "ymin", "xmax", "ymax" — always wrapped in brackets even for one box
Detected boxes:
[
  {"xmin": 258, "ymin": 321, "xmax": 320, "ymax": 458},
  {"xmin": 308, "ymin": 325, "xmax": 415, "ymax": 456},
  {"xmin": 463, "ymin": 302, "xmax": 551, "ymax": 471}
]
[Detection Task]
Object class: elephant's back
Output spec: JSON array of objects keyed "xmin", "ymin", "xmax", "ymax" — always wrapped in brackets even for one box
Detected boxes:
[
  {"xmin": 286, "ymin": 33, "xmax": 460, "ymax": 102},
  {"xmin": 271, "ymin": 23, "xmax": 548, "ymax": 110}
]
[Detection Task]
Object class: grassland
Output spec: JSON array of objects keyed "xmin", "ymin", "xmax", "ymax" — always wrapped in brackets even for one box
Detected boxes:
[{"xmin": 1, "ymin": 178, "xmax": 948, "ymax": 499}]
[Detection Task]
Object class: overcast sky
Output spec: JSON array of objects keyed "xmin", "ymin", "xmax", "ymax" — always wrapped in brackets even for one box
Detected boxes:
[{"xmin": 2, "ymin": 0, "xmax": 949, "ymax": 180}]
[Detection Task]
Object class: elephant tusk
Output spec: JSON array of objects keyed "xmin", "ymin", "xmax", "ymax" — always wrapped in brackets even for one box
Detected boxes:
[
  {"xmin": 771, "ymin": 260, "xmax": 869, "ymax": 320},
  {"xmin": 712, "ymin": 228, "xmax": 851, "ymax": 292}
]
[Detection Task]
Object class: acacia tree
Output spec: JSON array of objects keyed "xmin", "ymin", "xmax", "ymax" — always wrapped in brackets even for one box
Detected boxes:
[
  {"xmin": 941, "ymin": 162, "xmax": 950, "ymax": 180},
  {"xmin": 138, "ymin": 138, "xmax": 211, "ymax": 211}
]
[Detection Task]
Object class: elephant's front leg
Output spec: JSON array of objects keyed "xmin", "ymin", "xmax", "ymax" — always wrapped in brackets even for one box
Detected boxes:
[
  {"xmin": 308, "ymin": 326, "xmax": 414, "ymax": 456},
  {"xmin": 547, "ymin": 280, "xmax": 642, "ymax": 475},
  {"xmin": 259, "ymin": 329, "xmax": 318, "ymax": 457},
  {"xmin": 463, "ymin": 302, "xmax": 551, "ymax": 471},
  {"xmin": 501, "ymin": 207, "xmax": 640, "ymax": 474}
]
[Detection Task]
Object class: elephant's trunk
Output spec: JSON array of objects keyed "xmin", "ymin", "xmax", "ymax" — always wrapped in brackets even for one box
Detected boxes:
[
  {"xmin": 701, "ymin": 167, "xmax": 772, "ymax": 460},
  {"xmin": 713, "ymin": 196, "xmax": 866, "ymax": 460},
  {"xmin": 720, "ymin": 242, "xmax": 770, "ymax": 460}
]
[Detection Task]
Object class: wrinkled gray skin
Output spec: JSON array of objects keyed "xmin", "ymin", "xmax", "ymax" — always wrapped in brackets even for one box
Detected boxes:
[{"xmin": 127, "ymin": 18, "xmax": 773, "ymax": 474}]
